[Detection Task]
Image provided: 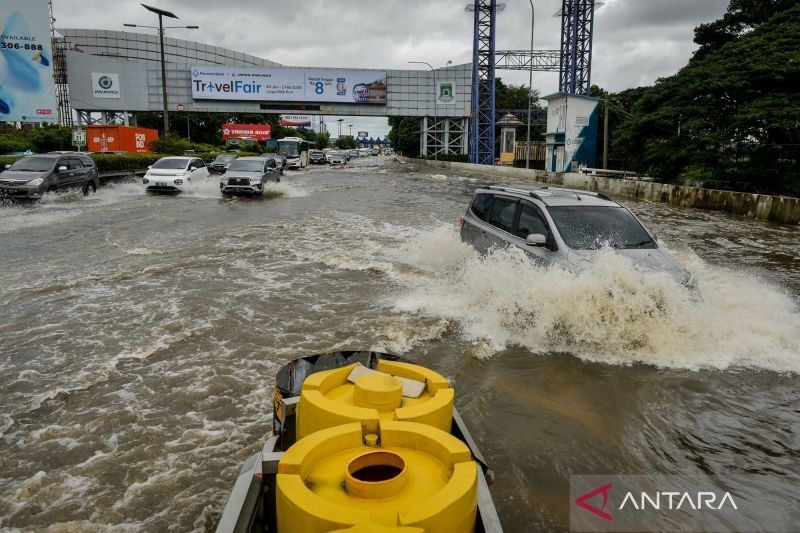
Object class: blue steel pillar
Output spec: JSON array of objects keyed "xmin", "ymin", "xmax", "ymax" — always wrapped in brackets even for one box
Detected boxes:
[
  {"xmin": 469, "ymin": 0, "xmax": 498, "ymax": 165},
  {"xmin": 558, "ymin": 0, "xmax": 597, "ymax": 95}
]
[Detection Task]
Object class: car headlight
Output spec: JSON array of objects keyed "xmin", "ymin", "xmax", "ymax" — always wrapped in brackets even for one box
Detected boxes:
[
  {"xmin": 249, "ymin": 178, "xmax": 261, "ymax": 184},
  {"xmin": 174, "ymin": 179, "xmax": 183, "ymax": 185},
  {"xmin": 142, "ymin": 177, "xmax": 150, "ymax": 184},
  {"xmin": 28, "ymin": 178, "xmax": 44, "ymax": 187}
]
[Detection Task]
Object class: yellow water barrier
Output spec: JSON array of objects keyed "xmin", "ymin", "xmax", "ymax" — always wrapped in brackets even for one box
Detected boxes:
[
  {"xmin": 296, "ymin": 361, "xmax": 454, "ymax": 438},
  {"xmin": 276, "ymin": 421, "xmax": 478, "ymax": 533}
]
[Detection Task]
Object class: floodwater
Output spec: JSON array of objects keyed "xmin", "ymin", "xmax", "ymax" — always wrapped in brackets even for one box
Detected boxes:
[{"xmin": 0, "ymin": 158, "xmax": 798, "ymax": 531}]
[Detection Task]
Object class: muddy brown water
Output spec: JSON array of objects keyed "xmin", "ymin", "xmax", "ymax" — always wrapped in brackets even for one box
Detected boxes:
[{"xmin": 1, "ymin": 158, "xmax": 798, "ymax": 531}]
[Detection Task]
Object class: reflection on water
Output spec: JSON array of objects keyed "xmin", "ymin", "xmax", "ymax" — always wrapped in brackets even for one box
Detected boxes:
[{"xmin": 0, "ymin": 159, "xmax": 797, "ymax": 531}]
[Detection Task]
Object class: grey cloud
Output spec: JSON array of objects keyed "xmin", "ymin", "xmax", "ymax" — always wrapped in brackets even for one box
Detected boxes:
[{"xmin": 54, "ymin": 0, "xmax": 730, "ymax": 97}]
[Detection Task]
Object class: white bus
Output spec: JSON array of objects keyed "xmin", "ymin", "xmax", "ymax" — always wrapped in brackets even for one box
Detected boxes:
[{"xmin": 277, "ymin": 137, "xmax": 310, "ymax": 169}]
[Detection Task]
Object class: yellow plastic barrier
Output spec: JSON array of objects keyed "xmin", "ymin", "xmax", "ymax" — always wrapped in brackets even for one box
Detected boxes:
[
  {"xmin": 296, "ymin": 361, "xmax": 454, "ymax": 438},
  {"xmin": 276, "ymin": 421, "xmax": 477, "ymax": 533}
]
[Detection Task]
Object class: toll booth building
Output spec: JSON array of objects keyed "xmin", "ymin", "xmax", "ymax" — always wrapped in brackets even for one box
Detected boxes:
[{"xmin": 542, "ymin": 93, "xmax": 600, "ymax": 173}]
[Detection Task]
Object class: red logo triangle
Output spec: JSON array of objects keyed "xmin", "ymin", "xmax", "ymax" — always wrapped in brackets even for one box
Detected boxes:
[{"xmin": 575, "ymin": 482, "xmax": 613, "ymax": 521}]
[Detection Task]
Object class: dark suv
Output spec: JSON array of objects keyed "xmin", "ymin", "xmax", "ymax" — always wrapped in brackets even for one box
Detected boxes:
[{"xmin": 0, "ymin": 153, "xmax": 100, "ymax": 200}]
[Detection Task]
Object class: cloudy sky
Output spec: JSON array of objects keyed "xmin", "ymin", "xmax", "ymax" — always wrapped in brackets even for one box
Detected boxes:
[{"xmin": 54, "ymin": 0, "xmax": 730, "ymax": 137}]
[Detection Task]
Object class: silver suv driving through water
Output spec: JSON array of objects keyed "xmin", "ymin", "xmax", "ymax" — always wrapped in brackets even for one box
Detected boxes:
[{"xmin": 460, "ymin": 185, "xmax": 696, "ymax": 289}]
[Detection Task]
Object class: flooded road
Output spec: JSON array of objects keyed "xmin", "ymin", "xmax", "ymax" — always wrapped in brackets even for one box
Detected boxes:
[{"xmin": 1, "ymin": 157, "xmax": 798, "ymax": 531}]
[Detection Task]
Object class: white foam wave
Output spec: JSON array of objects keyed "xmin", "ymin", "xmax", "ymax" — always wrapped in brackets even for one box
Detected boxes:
[
  {"xmin": 392, "ymin": 226, "xmax": 800, "ymax": 372},
  {"xmin": 263, "ymin": 181, "xmax": 308, "ymax": 198}
]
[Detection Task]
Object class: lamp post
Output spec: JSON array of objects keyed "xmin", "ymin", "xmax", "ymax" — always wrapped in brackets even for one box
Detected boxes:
[
  {"xmin": 124, "ymin": 4, "xmax": 198, "ymax": 138},
  {"xmin": 408, "ymin": 61, "xmax": 437, "ymax": 160},
  {"xmin": 348, "ymin": 124, "xmax": 353, "ymax": 137},
  {"xmin": 336, "ymin": 118, "xmax": 344, "ymax": 138},
  {"xmin": 525, "ymin": 0, "xmax": 535, "ymax": 170}
]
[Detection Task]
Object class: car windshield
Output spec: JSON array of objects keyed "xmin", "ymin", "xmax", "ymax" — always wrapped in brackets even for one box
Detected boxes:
[
  {"xmin": 228, "ymin": 160, "xmax": 264, "ymax": 172},
  {"xmin": 278, "ymin": 141, "xmax": 299, "ymax": 157},
  {"xmin": 214, "ymin": 156, "xmax": 236, "ymax": 163},
  {"xmin": 547, "ymin": 206, "xmax": 656, "ymax": 250},
  {"xmin": 7, "ymin": 157, "xmax": 55, "ymax": 172},
  {"xmin": 151, "ymin": 159, "xmax": 188, "ymax": 170}
]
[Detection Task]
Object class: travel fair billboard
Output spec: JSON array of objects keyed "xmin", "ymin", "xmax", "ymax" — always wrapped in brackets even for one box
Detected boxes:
[
  {"xmin": 0, "ymin": 0, "xmax": 58, "ymax": 122},
  {"xmin": 191, "ymin": 67, "xmax": 387, "ymax": 104}
]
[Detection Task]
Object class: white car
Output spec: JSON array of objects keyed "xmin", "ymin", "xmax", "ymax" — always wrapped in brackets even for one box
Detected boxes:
[
  {"xmin": 329, "ymin": 152, "xmax": 347, "ymax": 165},
  {"xmin": 143, "ymin": 156, "xmax": 209, "ymax": 193}
]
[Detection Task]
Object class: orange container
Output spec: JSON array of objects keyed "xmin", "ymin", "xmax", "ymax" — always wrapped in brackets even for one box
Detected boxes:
[{"xmin": 87, "ymin": 126, "xmax": 159, "ymax": 153}]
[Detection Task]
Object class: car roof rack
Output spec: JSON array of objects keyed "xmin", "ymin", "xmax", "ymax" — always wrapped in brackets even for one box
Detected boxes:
[
  {"xmin": 487, "ymin": 184, "xmax": 615, "ymax": 204},
  {"xmin": 487, "ymin": 184, "xmax": 544, "ymax": 201}
]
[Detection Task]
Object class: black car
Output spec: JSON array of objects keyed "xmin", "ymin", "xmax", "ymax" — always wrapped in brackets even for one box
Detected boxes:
[
  {"xmin": 0, "ymin": 153, "xmax": 100, "ymax": 200},
  {"xmin": 210, "ymin": 154, "xmax": 238, "ymax": 174},
  {"xmin": 309, "ymin": 150, "xmax": 326, "ymax": 164}
]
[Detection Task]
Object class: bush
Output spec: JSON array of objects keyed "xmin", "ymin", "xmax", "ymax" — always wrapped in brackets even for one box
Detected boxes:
[{"xmin": 91, "ymin": 154, "xmax": 164, "ymax": 173}]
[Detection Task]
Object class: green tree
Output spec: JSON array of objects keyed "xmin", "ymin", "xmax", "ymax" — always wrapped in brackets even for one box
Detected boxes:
[
  {"xmin": 387, "ymin": 116, "xmax": 420, "ymax": 157},
  {"xmin": 335, "ymin": 136, "xmax": 356, "ymax": 150},
  {"xmin": 608, "ymin": 3, "xmax": 800, "ymax": 194}
]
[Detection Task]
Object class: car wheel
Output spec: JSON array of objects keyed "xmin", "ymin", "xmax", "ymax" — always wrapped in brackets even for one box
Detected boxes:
[
  {"xmin": 82, "ymin": 181, "xmax": 96, "ymax": 196},
  {"xmin": 47, "ymin": 186, "xmax": 57, "ymax": 194}
]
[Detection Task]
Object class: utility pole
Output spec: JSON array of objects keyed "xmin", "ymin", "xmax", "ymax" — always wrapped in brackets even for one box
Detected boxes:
[
  {"xmin": 603, "ymin": 93, "xmax": 609, "ymax": 169},
  {"xmin": 525, "ymin": 0, "xmax": 535, "ymax": 170}
]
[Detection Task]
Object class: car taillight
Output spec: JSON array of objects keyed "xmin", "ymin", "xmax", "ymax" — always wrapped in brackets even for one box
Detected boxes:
[{"xmin": 458, "ymin": 217, "xmax": 465, "ymax": 230}]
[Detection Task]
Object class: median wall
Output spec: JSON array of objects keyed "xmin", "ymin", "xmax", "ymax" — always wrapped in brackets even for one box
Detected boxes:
[{"xmin": 412, "ymin": 159, "xmax": 800, "ymax": 225}]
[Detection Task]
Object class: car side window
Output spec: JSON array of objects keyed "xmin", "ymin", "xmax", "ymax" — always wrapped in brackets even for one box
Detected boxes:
[
  {"xmin": 267, "ymin": 159, "xmax": 276, "ymax": 169},
  {"xmin": 56, "ymin": 159, "xmax": 69, "ymax": 170},
  {"xmin": 470, "ymin": 194, "xmax": 493, "ymax": 221},
  {"xmin": 80, "ymin": 157, "xmax": 94, "ymax": 168},
  {"xmin": 487, "ymin": 197, "xmax": 518, "ymax": 233},
  {"xmin": 515, "ymin": 202, "xmax": 552, "ymax": 240}
]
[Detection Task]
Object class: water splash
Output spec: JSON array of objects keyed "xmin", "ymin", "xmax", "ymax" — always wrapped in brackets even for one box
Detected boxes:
[{"xmin": 391, "ymin": 226, "xmax": 800, "ymax": 372}]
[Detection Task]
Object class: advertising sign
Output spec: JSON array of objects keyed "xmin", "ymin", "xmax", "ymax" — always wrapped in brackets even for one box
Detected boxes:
[
  {"xmin": 221, "ymin": 123, "xmax": 272, "ymax": 141},
  {"xmin": 191, "ymin": 67, "xmax": 387, "ymax": 104},
  {"xmin": 280, "ymin": 115, "xmax": 312, "ymax": 127},
  {"xmin": 91, "ymin": 73, "xmax": 121, "ymax": 99},
  {"xmin": 0, "ymin": 0, "xmax": 57, "ymax": 122},
  {"xmin": 436, "ymin": 81, "xmax": 455, "ymax": 105},
  {"xmin": 357, "ymin": 131, "xmax": 368, "ymax": 138}
]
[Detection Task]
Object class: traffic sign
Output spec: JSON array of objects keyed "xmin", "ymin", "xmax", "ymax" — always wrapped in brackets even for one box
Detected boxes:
[{"xmin": 72, "ymin": 129, "xmax": 86, "ymax": 146}]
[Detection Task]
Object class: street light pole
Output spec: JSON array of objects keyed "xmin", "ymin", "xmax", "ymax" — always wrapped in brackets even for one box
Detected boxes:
[
  {"xmin": 348, "ymin": 124, "xmax": 353, "ymax": 136},
  {"xmin": 125, "ymin": 4, "xmax": 197, "ymax": 139},
  {"xmin": 525, "ymin": 0, "xmax": 535, "ymax": 170},
  {"xmin": 337, "ymin": 118, "xmax": 343, "ymax": 138},
  {"xmin": 408, "ymin": 61, "xmax": 437, "ymax": 160},
  {"xmin": 157, "ymin": 14, "xmax": 169, "ymax": 136}
]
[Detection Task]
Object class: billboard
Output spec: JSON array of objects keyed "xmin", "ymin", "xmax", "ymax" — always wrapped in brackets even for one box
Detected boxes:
[
  {"xmin": 221, "ymin": 123, "xmax": 272, "ymax": 141},
  {"xmin": 91, "ymin": 72, "xmax": 121, "ymax": 99},
  {"xmin": 280, "ymin": 115, "xmax": 312, "ymax": 127},
  {"xmin": 191, "ymin": 67, "xmax": 387, "ymax": 104},
  {"xmin": 0, "ymin": 0, "xmax": 57, "ymax": 122}
]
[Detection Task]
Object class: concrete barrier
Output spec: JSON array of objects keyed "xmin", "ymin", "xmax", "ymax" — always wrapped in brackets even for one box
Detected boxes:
[{"xmin": 410, "ymin": 159, "xmax": 800, "ymax": 225}]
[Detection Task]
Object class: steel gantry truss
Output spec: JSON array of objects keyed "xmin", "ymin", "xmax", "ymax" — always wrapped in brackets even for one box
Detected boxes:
[
  {"xmin": 558, "ymin": 0, "xmax": 598, "ymax": 95},
  {"xmin": 469, "ymin": 0, "xmax": 500, "ymax": 165},
  {"xmin": 494, "ymin": 50, "xmax": 560, "ymax": 72}
]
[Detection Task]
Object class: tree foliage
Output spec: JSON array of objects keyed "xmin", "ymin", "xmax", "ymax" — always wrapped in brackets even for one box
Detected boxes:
[{"xmin": 608, "ymin": 2, "xmax": 800, "ymax": 194}]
